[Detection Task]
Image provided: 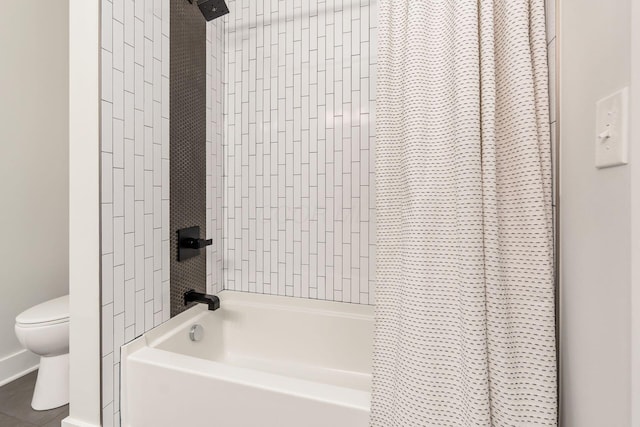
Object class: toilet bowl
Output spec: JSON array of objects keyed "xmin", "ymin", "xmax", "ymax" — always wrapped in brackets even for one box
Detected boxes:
[{"xmin": 14, "ymin": 295, "xmax": 69, "ymax": 411}]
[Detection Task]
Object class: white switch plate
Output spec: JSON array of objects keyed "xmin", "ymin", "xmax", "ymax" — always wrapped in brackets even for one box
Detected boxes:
[{"xmin": 595, "ymin": 87, "xmax": 629, "ymax": 168}]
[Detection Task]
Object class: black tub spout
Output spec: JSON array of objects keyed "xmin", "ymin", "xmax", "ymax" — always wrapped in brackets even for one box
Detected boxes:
[{"xmin": 184, "ymin": 290, "xmax": 220, "ymax": 311}]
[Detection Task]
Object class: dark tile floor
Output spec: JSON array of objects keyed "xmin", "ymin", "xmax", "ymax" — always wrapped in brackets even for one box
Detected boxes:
[{"xmin": 0, "ymin": 371, "xmax": 68, "ymax": 427}]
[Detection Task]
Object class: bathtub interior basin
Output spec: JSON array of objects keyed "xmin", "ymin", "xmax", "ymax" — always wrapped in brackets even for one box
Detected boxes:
[{"xmin": 121, "ymin": 290, "xmax": 374, "ymax": 427}]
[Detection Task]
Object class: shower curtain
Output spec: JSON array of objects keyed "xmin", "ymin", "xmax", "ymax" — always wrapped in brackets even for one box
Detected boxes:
[{"xmin": 371, "ymin": 1, "xmax": 556, "ymax": 426}]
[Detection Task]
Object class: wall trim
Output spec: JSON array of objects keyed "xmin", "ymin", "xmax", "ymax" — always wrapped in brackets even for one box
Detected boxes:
[
  {"xmin": 61, "ymin": 418, "xmax": 102, "ymax": 427},
  {"xmin": 0, "ymin": 349, "xmax": 38, "ymax": 387},
  {"xmin": 630, "ymin": 0, "xmax": 640, "ymax": 424}
]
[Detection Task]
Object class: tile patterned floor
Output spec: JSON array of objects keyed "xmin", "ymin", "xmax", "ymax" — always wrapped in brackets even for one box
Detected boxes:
[{"xmin": 0, "ymin": 371, "xmax": 68, "ymax": 427}]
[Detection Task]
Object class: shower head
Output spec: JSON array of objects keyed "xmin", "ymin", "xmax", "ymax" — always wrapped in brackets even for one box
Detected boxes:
[{"xmin": 189, "ymin": 0, "xmax": 229, "ymax": 21}]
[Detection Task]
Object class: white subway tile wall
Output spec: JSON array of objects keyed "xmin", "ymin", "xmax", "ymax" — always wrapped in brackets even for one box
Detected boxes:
[
  {"xmin": 222, "ymin": 0, "xmax": 379, "ymax": 304},
  {"xmin": 100, "ymin": 0, "xmax": 170, "ymax": 425},
  {"xmin": 206, "ymin": 18, "xmax": 225, "ymax": 295}
]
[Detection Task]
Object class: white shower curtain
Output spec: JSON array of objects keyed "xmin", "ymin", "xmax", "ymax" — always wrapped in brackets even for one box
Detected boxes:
[{"xmin": 372, "ymin": 1, "xmax": 556, "ymax": 426}]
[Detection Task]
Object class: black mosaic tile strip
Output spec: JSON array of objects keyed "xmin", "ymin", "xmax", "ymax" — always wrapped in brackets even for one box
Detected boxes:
[{"xmin": 170, "ymin": 0, "xmax": 207, "ymax": 317}]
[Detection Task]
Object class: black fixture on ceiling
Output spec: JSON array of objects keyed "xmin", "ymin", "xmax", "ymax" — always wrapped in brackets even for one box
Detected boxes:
[{"xmin": 188, "ymin": 0, "xmax": 229, "ymax": 21}]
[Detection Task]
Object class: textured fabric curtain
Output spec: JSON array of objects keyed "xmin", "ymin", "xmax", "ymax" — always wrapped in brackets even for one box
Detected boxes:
[{"xmin": 371, "ymin": 1, "xmax": 556, "ymax": 426}]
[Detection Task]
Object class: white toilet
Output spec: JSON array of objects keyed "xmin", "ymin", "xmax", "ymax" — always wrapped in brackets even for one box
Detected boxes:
[{"xmin": 14, "ymin": 295, "xmax": 70, "ymax": 411}]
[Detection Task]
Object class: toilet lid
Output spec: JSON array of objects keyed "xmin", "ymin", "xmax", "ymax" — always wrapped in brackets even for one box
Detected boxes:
[{"xmin": 16, "ymin": 295, "xmax": 69, "ymax": 325}]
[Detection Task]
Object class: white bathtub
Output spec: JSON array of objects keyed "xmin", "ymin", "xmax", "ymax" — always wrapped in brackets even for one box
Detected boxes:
[{"xmin": 121, "ymin": 290, "xmax": 374, "ymax": 427}]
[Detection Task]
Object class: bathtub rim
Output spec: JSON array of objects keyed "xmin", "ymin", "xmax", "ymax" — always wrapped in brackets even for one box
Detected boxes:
[{"xmin": 127, "ymin": 290, "xmax": 375, "ymax": 350}]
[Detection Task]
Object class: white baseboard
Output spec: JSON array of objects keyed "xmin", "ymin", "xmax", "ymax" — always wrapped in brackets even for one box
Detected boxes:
[
  {"xmin": 0, "ymin": 349, "xmax": 39, "ymax": 387},
  {"xmin": 61, "ymin": 417, "xmax": 102, "ymax": 427}
]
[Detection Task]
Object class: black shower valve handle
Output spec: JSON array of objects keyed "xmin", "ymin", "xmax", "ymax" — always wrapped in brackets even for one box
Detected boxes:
[{"xmin": 177, "ymin": 226, "xmax": 211, "ymax": 262}]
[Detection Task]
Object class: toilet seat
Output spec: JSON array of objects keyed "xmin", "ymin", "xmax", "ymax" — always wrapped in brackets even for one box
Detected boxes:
[
  {"xmin": 15, "ymin": 317, "xmax": 69, "ymax": 328},
  {"xmin": 16, "ymin": 295, "xmax": 69, "ymax": 327}
]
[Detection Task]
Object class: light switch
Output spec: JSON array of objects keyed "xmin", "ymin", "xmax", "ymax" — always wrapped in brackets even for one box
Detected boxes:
[{"xmin": 595, "ymin": 87, "xmax": 629, "ymax": 169}]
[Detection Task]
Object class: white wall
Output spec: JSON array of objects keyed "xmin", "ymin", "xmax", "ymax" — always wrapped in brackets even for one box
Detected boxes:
[
  {"xmin": 0, "ymin": 0, "xmax": 69, "ymax": 385},
  {"xmin": 99, "ymin": 0, "xmax": 171, "ymax": 424},
  {"xmin": 560, "ymin": 1, "xmax": 632, "ymax": 425},
  {"xmin": 222, "ymin": 0, "xmax": 378, "ymax": 303},
  {"xmin": 206, "ymin": 17, "xmax": 225, "ymax": 295},
  {"xmin": 630, "ymin": 1, "xmax": 640, "ymax": 425}
]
